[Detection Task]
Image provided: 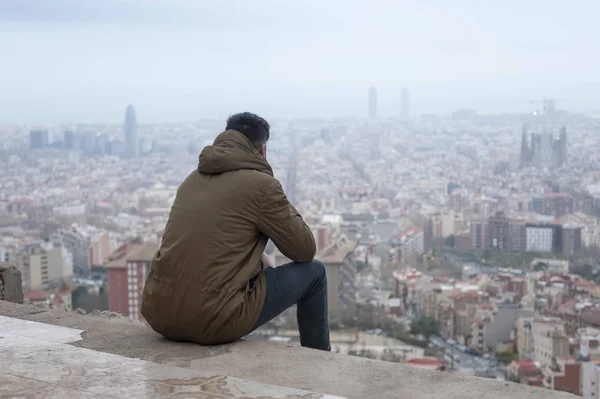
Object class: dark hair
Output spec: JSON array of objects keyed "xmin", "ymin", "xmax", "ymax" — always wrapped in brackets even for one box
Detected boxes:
[{"xmin": 226, "ymin": 112, "xmax": 270, "ymax": 149}]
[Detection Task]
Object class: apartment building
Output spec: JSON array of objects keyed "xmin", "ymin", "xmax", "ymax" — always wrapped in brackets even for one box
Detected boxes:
[
  {"xmin": 532, "ymin": 318, "xmax": 570, "ymax": 368},
  {"xmin": 516, "ymin": 316, "xmax": 534, "ymax": 360},
  {"xmin": 319, "ymin": 235, "xmax": 357, "ymax": 321},
  {"xmin": 52, "ymin": 223, "xmax": 110, "ymax": 275},
  {"xmin": 104, "ymin": 237, "xmax": 157, "ymax": 321},
  {"xmin": 27, "ymin": 245, "xmax": 72, "ymax": 291}
]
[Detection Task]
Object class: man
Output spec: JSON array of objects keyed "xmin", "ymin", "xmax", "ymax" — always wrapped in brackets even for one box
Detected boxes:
[{"xmin": 141, "ymin": 112, "xmax": 330, "ymax": 351}]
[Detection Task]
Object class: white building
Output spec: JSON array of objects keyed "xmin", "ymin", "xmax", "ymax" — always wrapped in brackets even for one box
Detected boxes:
[
  {"xmin": 53, "ymin": 202, "xmax": 86, "ymax": 217},
  {"xmin": 397, "ymin": 227, "xmax": 425, "ymax": 263},
  {"xmin": 532, "ymin": 318, "xmax": 569, "ymax": 368},
  {"xmin": 526, "ymin": 227, "xmax": 554, "ymax": 252},
  {"xmin": 27, "ymin": 245, "xmax": 72, "ymax": 290}
]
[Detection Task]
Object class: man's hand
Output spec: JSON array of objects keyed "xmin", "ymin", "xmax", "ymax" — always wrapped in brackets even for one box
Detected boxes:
[{"xmin": 261, "ymin": 252, "xmax": 274, "ymax": 268}]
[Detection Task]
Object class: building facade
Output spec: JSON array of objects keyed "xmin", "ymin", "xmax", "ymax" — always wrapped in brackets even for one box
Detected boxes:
[
  {"xmin": 52, "ymin": 225, "xmax": 110, "ymax": 275},
  {"xmin": 319, "ymin": 236, "xmax": 357, "ymax": 321},
  {"xmin": 105, "ymin": 238, "xmax": 157, "ymax": 321},
  {"xmin": 520, "ymin": 121, "xmax": 568, "ymax": 170},
  {"xmin": 29, "ymin": 130, "xmax": 49, "ymax": 149},
  {"xmin": 532, "ymin": 318, "xmax": 569, "ymax": 368},
  {"xmin": 27, "ymin": 245, "xmax": 72, "ymax": 291}
]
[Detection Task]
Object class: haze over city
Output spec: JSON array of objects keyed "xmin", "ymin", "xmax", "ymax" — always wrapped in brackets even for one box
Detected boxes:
[
  {"xmin": 1, "ymin": 0, "xmax": 600, "ymax": 123},
  {"xmin": 4, "ymin": 1, "xmax": 600, "ymax": 398}
]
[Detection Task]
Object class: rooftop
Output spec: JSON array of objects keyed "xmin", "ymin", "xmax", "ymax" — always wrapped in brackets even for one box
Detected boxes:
[
  {"xmin": 0, "ymin": 300, "xmax": 577, "ymax": 399},
  {"xmin": 513, "ymin": 360, "xmax": 540, "ymax": 372},
  {"xmin": 319, "ymin": 235, "xmax": 356, "ymax": 264},
  {"xmin": 104, "ymin": 238, "xmax": 157, "ymax": 268}
]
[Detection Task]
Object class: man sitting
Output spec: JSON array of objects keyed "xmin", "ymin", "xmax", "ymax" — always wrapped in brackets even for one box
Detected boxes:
[{"xmin": 141, "ymin": 112, "xmax": 331, "ymax": 351}]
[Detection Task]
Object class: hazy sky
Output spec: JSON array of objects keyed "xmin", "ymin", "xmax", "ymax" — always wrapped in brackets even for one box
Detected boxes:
[{"xmin": 1, "ymin": 0, "xmax": 599, "ymax": 123}]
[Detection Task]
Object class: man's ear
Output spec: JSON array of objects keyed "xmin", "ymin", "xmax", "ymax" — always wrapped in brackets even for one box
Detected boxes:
[{"xmin": 258, "ymin": 143, "xmax": 267, "ymax": 157}]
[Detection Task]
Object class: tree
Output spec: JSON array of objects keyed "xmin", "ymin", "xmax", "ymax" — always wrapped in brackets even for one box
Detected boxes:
[
  {"xmin": 572, "ymin": 263, "xmax": 594, "ymax": 280},
  {"xmin": 355, "ymin": 260, "xmax": 367, "ymax": 272},
  {"xmin": 533, "ymin": 262, "xmax": 548, "ymax": 272},
  {"xmin": 482, "ymin": 249, "xmax": 491, "ymax": 261},
  {"xmin": 71, "ymin": 286, "xmax": 88, "ymax": 308},
  {"xmin": 344, "ymin": 303, "xmax": 385, "ymax": 330},
  {"xmin": 496, "ymin": 351, "xmax": 515, "ymax": 364},
  {"xmin": 410, "ymin": 317, "xmax": 439, "ymax": 339},
  {"xmin": 395, "ymin": 331, "xmax": 429, "ymax": 348},
  {"xmin": 444, "ymin": 235, "xmax": 456, "ymax": 248}
]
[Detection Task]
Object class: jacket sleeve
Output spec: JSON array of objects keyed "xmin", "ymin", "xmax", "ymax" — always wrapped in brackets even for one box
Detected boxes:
[{"xmin": 256, "ymin": 179, "xmax": 316, "ymax": 263}]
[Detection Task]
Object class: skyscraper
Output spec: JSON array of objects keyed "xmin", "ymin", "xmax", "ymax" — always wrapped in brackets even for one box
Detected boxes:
[
  {"xmin": 519, "ymin": 125, "xmax": 530, "ymax": 169},
  {"xmin": 63, "ymin": 130, "xmax": 74, "ymax": 150},
  {"xmin": 29, "ymin": 130, "xmax": 49, "ymax": 150},
  {"xmin": 124, "ymin": 104, "xmax": 138, "ymax": 157},
  {"xmin": 559, "ymin": 127, "xmax": 568, "ymax": 167},
  {"xmin": 368, "ymin": 86, "xmax": 377, "ymax": 119},
  {"xmin": 400, "ymin": 87, "xmax": 410, "ymax": 119}
]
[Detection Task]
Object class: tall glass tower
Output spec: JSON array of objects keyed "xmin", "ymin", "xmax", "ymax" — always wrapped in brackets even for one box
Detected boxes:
[{"xmin": 124, "ymin": 104, "xmax": 138, "ymax": 157}]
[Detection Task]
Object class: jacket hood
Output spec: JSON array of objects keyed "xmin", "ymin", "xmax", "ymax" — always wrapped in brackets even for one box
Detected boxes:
[{"xmin": 197, "ymin": 130, "xmax": 273, "ymax": 176}]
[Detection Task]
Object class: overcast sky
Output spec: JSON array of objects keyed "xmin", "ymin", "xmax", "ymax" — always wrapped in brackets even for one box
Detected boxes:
[{"xmin": 1, "ymin": 0, "xmax": 598, "ymax": 123}]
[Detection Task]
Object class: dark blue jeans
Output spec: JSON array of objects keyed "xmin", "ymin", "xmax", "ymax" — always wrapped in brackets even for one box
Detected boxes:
[{"xmin": 250, "ymin": 259, "xmax": 331, "ymax": 351}]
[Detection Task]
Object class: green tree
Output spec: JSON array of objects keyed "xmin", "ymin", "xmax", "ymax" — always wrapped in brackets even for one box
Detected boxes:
[
  {"xmin": 444, "ymin": 235, "xmax": 456, "ymax": 248},
  {"xmin": 483, "ymin": 249, "xmax": 491, "ymax": 261},
  {"xmin": 395, "ymin": 331, "xmax": 429, "ymax": 348},
  {"xmin": 71, "ymin": 286, "xmax": 89, "ymax": 309},
  {"xmin": 572, "ymin": 263, "xmax": 594, "ymax": 280},
  {"xmin": 533, "ymin": 262, "xmax": 548, "ymax": 272},
  {"xmin": 354, "ymin": 260, "xmax": 367, "ymax": 272},
  {"xmin": 496, "ymin": 351, "xmax": 515, "ymax": 364},
  {"xmin": 410, "ymin": 317, "xmax": 439, "ymax": 339}
]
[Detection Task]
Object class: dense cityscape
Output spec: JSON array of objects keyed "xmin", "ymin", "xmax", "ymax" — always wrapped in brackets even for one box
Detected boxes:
[{"xmin": 3, "ymin": 87, "xmax": 600, "ymax": 397}]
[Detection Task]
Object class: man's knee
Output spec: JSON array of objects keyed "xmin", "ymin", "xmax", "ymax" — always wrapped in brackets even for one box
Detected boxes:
[{"xmin": 309, "ymin": 259, "xmax": 326, "ymax": 281}]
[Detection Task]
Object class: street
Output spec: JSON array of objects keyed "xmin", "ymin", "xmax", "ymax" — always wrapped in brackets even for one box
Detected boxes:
[{"xmin": 430, "ymin": 336, "xmax": 505, "ymax": 379}]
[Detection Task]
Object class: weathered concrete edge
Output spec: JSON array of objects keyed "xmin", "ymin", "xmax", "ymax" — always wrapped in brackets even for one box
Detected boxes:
[{"xmin": 0, "ymin": 301, "xmax": 575, "ymax": 399}]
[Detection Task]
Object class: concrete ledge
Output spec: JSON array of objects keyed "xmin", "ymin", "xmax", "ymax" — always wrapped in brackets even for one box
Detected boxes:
[{"xmin": 0, "ymin": 300, "xmax": 576, "ymax": 399}]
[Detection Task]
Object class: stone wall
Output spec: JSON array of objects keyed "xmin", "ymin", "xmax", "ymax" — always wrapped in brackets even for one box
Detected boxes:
[{"xmin": 0, "ymin": 264, "xmax": 23, "ymax": 304}]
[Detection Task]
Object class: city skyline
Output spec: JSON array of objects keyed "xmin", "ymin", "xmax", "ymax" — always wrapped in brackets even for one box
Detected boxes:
[
  {"xmin": 3, "ymin": 92, "xmax": 600, "ymax": 394},
  {"xmin": 0, "ymin": 94, "xmax": 584, "ymax": 127},
  {"xmin": 3, "ymin": 1, "xmax": 600, "ymax": 394},
  {"xmin": 0, "ymin": 87, "xmax": 596, "ymax": 125}
]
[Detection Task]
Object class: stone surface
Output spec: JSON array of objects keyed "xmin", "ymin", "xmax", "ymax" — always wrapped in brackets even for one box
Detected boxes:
[
  {"xmin": 0, "ymin": 315, "xmax": 344, "ymax": 398},
  {"xmin": 0, "ymin": 300, "xmax": 577, "ymax": 399},
  {"xmin": 0, "ymin": 264, "xmax": 23, "ymax": 304}
]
